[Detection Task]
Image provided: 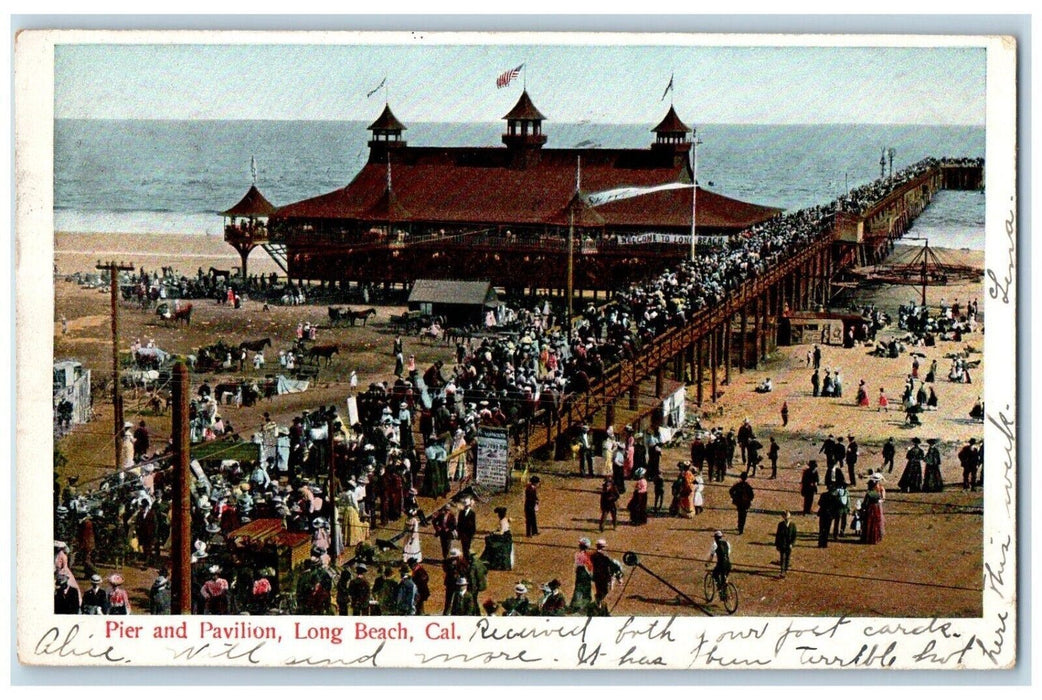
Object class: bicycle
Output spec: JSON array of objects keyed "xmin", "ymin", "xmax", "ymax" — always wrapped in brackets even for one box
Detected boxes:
[{"xmin": 703, "ymin": 569, "xmax": 739, "ymax": 614}]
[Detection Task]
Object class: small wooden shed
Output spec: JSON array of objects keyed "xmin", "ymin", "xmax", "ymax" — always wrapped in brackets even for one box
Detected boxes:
[{"xmin": 407, "ymin": 279, "xmax": 499, "ymax": 326}]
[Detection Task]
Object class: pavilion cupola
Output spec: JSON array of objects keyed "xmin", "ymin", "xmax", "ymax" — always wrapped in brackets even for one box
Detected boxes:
[
  {"xmin": 367, "ymin": 103, "xmax": 408, "ymax": 163},
  {"xmin": 502, "ymin": 90, "xmax": 548, "ymax": 169}
]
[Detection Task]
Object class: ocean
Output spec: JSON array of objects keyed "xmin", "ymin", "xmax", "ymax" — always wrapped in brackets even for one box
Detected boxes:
[{"xmin": 53, "ymin": 120, "xmax": 986, "ymax": 249}]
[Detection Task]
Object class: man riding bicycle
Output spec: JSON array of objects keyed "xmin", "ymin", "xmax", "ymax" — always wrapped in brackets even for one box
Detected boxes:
[{"xmin": 707, "ymin": 530, "xmax": 732, "ymax": 596}]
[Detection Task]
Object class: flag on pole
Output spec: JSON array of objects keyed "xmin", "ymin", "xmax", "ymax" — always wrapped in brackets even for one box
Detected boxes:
[
  {"xmin": 497, "ymin": 64, "xmax": 524, "ymax": 89},
  {"xmin": 367, "ymin": 77, "xmax": 387, "ymax": 99},
  {"xmin": 661, "ymin": 73, "xmax": 674, "ymax": 101},
  {"xmin": 250, "ymin": 155, "xmax": 257, "ymax": 185}
]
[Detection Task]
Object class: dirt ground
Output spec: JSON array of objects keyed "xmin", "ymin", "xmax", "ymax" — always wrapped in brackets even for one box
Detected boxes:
[{"xmin": 52, "ymin": 234, "xmax": 985, "ymax": 617}]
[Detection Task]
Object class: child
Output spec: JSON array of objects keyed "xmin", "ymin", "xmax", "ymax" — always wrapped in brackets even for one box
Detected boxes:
[
  {"xmin": 653, "ymin": 475, "xmax": 665, "ymax": 513},
  {"xmin": 849, "ymin": 499, "xmax": 863, "ymax": 537}
]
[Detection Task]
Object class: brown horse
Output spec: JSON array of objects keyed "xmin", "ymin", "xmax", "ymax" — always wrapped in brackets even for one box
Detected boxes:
[
  {"xmin": 239, "ymin": 337, "xmax": 272, "ymax": 352},
  {"xmin": 346, "ymin": 308, "xmax": 377, "ymax": 327},
  {"xmin": 172, "ymin": 303, "xmax": 193, "ymax": 326},
  {"xmin": 308, "ymin": 344, "xmax": 339, "ymax": 365}
]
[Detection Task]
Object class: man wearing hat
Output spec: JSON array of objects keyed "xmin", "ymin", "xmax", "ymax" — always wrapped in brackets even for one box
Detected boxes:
[
  {"xmin": 774, "ymin": 512, "xmax": 798, "ymax": 577},
  {"xmin": 502, "ymin": 583, "xmax": 532, "ymax": 616},
  {"xmin": 845, "ymin": 435, "xmax": 860, "ymax": 487},
  {"xmin": 590, "ymin": 539, "xmax": 622, "ymax": 606},
  {"xmin": 524, "ymin": 476, "xmax": 541, "ymax": 537},
  {"xmin": 54, "ymin": 573, "xmax": 80, "ymax": 615},
  {"xmin": 149, "ymin": 569, "xmax": 172, "ymax": 615},
  {"xmin": 540, "ymin": 579, "xmax": 567, "ymax": 616},
  {"xmin": 338, "ymin": 563, "xmax": 370, "ymax": 616},
  {"xmin": 394, "ymin": 565, "xmax": 418, "ymax": 616},
  {"xmin": 448, "ymin": 577, "xmax": 480, "ymax": 616},
  {"xmin": 706, "ymin": 530, "xmax": 733, "ymax": 595},
  {"xmin": 881, "ymin": 437, "xmax": 897, "ymax": 473},
  {"xmin": 728, "ymin": 472, "xmax": 755, "ymax": 535},
  {"xmin": 442, "ymin": 548, "xmax": 468, "ymax": 614},
  {"xmin": 959, "ymin": 438, "xmax": 980, "ymax": 491},
  {"xmin": 577, "ymin": 423, "xmax": 595, "ymax": 477},
  {"xmin": 457, "ymin": 498, "xmax": 477, "ymax": 559},
  {"xmin": 408, "ymin": 557, "xmax": 431, "ymax": 615},
  {"xmin": 81, "ymin": 573, "xmax": 109, "ymax": 614}
]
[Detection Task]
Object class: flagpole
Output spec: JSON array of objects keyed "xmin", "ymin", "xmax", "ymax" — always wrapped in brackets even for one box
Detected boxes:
[
  {"xmin": 690, "ymin": 132, "xmax": 698, "ymax": 262},
  {"xmin": 567, "ymin": 155, "xmax": 579, "ymax": 323}
]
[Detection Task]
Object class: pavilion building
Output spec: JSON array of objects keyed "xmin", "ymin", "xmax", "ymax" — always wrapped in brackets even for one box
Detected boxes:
[{"xmin": 232, "ymin": 91, "xmax": 782, "ymax": 291}]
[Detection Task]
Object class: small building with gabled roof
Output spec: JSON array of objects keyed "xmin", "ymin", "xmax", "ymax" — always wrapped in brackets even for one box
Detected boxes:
[{"xmin": 408, "ymin": 279, "xmax": 500, "ymax": 325}]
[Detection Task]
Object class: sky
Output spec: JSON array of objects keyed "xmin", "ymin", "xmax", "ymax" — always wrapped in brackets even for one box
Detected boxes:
[{"xmin": 54, "ymin": 41, "xmax": 987, "ymax": 125}]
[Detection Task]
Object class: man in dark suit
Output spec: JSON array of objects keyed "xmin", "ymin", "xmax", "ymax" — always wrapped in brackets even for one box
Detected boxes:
[
  {"xmin": 80, "ymin": 573, "xmax": 109, "ymax": 614},
  {"xmin": 457, "ymin": 498, "xmax": 477, "ymax": 559},
  {"xmin": 524, "ymin": 476, "xmax": 540, "ymax": 536},
  {"xmin": 54, "ymin": 574, "xmax": 80, "ymax": 614},
  {"xmin": 774, "ymin": 511, "xmax": 798, "ymax": 577},
  {"xmin": 728, "ymin": 472, "xmax": 755, "ymax": 535}
]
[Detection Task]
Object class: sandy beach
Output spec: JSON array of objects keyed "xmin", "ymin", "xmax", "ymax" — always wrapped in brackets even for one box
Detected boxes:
[{"xmin": 51, "ymin": 231, "xmax": 986, "ymax": 618}]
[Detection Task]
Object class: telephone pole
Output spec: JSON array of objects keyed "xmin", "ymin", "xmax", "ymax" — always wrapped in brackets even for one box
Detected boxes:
[
  {"xmin": 171, "ymin": 362, "xmax": 192, "ymax": 614},
  {"xmin": 96, "ymin": 260, "xmax": 135, "ymax": 469}
]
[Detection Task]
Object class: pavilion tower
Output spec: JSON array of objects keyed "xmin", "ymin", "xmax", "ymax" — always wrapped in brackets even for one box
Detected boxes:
[
  {"xmin": 502, "ymin": 90, "xmax": 548, "ymax": 169},
  {"xmin": 651, "ymin": 105, "xmax": 693, "ymax": 170},
  {"xmin": 367, "ymin": 103, "xmax": 408, "ymax": 164}
]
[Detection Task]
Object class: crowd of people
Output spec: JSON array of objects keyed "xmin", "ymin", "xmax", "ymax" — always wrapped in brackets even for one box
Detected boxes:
[{"xmin": 53, "ymin": 158, "xmax": 985, "ymax": 616}]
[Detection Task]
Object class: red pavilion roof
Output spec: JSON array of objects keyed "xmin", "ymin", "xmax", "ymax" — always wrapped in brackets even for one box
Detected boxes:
[
  {"xmin": 502, "ymin": 90, "xmax": 547, "ymax": 121},
  {"xmin": 652, "ymin": 105, "xmax": 692, "ymax": 134},
  {"xmin": 274, "ymin": 146, "xmax": 781, "ymax": 231},
  {"xmin": 221, "ymin": 184, "xmax": 277, "ymax": 217}
]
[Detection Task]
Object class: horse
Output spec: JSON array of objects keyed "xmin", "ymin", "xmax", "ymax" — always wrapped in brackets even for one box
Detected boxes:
[
  {"xmin": 345, "ymin": 308, "xmax": 377, "ymax": 327},
  {"xmin": 239, "ymin": 337, "xmax": 272, "ymax": 353},
  {"xmin": 307, "ymin": 344, "xmax": 339, "ymax": 365},
  {"xmin": 214, "ymin": 382, "xmax": 241, "ymax": 405},
  {"xmin": 172, "ymin": 303, "xmax": 193, "ymax": 326},
  {"xmin": 328, "ymin": 306, "xmax": 346, "ymax": 326},
  {"xmin": 209, "ymin": 267, "xmax": 231, "ymax": 280}
]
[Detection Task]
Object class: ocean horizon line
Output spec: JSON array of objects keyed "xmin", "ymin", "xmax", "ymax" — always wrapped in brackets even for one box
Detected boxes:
[{"xmin": 53, "ymin": 117, "xmax": 987, "ymax": 129}]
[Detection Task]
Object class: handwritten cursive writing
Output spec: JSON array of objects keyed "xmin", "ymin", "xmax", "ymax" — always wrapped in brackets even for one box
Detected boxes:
[
  {"xmin": 285, "ymin": 641, "xmax": 384, "ymax": 667},
  {"xmin": 986, "ymin": 405, "xmax": 1016, "ymax": 517},
  {"xmin": 415, "ymin": 649, "xmax": 542, "ymax": 665},
  {"xmin": 470, "ymin": 616, "xmax": 590, "ymax": 644},
  {"xmin": 34, "ymin": 625, "xmax": 129, "ymax": 663},
  {"xmin": 986, "ymin": 207, "xmax": 1015, "ymax": 303},
  {"xmin": 774, "ymin": 617, "xmax": 851, "ymax": 655},
  {"xmin": 689, "ymin": 632, "xmax": 773, "ymax": 667},
  {"xmin": 975, "ymin": 612, "xmax": 1009, "ymax": 666},
  {"xmin": 167, "ymin": 641, "xmax": 266, "ymax": 664},
  {"xmin": 984, "ymin": 534, "xmax": 1012, "ymax": 599}
]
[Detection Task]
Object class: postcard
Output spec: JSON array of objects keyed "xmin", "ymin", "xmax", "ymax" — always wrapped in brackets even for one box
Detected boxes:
[{"xmin": 15, "ymin": 29, "xmax": 1016, "ymax": 670}]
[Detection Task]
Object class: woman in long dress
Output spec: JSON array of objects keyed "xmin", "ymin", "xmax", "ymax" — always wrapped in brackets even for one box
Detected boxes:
[
  {"xmin": 569, "ymin": 538, "xmax": 594, "ymax": 612},
  {"xmin": 339, "ymin": 485, "xmax": 370, "ymax": 547},
  {"xmin": 627, "ymin": 468, "xmax": 649, "ymax": 525},
  {"xmin": 481, "ymin": 506, "xmax": 514, "ymax": 571},
  {"xmin": 921, "ymin": 439, "xmax": 945, "ymax": 492},
  {"xmin": 402, "ymin": 508, "xmax": 422, "ymax": 564},
  {"xmin": 693, "ymin": 469, "xmax": 705, "ymax": 515},
  {"xmin": 677, "ymin": 465, "xmax": 695, "ymax": 518},
  {"xmin": 861, "ymin": 476, "xmax": 885, "ymax": 545},
  {"xmin": 898, "ymin": 438, "xmax": 925, "ymax": 492}
]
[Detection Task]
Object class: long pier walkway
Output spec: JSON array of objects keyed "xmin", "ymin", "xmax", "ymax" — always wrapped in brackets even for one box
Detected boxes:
[{"xmin": 516, "ymin": 158, "xmax": 984, "ymax": 460}]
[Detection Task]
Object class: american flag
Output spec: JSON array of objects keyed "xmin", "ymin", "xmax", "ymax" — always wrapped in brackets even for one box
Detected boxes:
[{"xmin": 496, "ymin": 63, "xmax": 524, "ymax": 89}]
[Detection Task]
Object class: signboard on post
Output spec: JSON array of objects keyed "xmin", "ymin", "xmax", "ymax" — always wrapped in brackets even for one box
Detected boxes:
[{"xmin": 475, "ymin": 426, "xmax": 510, "ymax": 492}]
